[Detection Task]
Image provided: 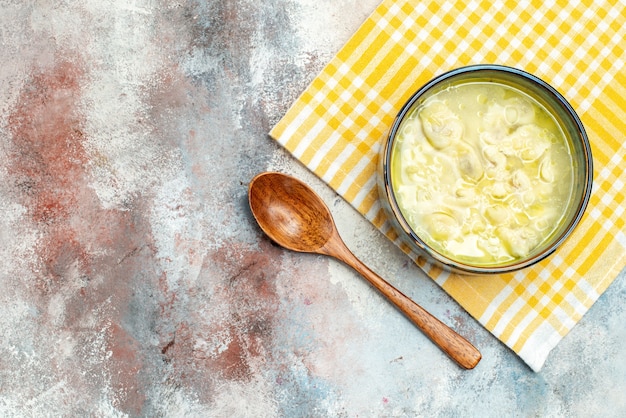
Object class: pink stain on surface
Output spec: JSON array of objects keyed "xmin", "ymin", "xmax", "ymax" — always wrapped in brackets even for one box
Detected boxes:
[
  {"xmin": 106, "ymin": 323, "xmax": 147, "ymax": 413},
  {"xmin": 7, "ymin": 61, "xmax": 89, "ymax": 291},
  {"xmin": 159, "ymin": 239, "xmax": 286, "ymax": 402},
  {"xmin": 5, "ymin": 58, "xmax": 160, "ymax": 415}
]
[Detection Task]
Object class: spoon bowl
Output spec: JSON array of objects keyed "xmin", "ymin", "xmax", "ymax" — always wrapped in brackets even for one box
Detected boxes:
[
  {"xmin": 248, "ymin": 171, "xmax": 334, "ymax": 253},
  {"xmin": 248, "ymin": 171, "xmax": 482, "ymax": 369}
]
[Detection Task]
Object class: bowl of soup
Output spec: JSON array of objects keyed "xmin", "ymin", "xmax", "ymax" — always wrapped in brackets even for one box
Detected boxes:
[{"xmin": 378, "ymin": 65, "xmax": 593, "ymax": 274}]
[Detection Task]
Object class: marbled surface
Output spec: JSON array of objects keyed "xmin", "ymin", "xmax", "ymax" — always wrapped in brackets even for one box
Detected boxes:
[{"xmin": 1, "ymin": 1, "xmax": 625, "ymax": 417}]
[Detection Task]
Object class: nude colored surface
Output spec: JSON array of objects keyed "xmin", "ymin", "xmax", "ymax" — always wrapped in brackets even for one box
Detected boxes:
[{"xmin": 0, "ymin": 1, "xmax": 624, "ymax": 416}]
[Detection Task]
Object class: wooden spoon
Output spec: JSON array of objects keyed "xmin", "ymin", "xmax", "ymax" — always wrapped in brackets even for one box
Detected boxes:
[{"xmin": 248, "ymin": 171, "xmax": 482, "ymax": 369}]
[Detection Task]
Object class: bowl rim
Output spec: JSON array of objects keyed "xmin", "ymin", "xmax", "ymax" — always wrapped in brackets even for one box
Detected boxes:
[{"xmin": 380, "ymin": 64, "xmax": 594, "ymax": 274}]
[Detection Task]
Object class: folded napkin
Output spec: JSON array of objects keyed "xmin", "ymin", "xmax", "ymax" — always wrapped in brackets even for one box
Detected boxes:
[{"xmin": 270, "ymin": 0, "xmax": 626, "ymax": 371}]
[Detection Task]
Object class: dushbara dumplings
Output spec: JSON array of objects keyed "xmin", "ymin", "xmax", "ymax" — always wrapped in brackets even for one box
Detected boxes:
[{"xmin": 391, "ymin": 82, "xmax": 574, "ymax": 266}]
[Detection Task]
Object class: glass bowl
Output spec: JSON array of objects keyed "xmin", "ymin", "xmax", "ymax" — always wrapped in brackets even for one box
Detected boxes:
[{"xmin": 378, "ymin": 64, "xmax": 593, "ymax": 275}]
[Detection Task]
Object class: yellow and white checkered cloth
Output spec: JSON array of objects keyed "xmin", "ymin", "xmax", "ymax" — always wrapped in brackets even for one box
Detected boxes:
[{"xmin": 270, "ymin": 0, "xmax": 626, "ymax": 371}]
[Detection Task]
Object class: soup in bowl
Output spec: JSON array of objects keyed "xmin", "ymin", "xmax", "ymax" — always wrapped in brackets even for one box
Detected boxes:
[{"xmin": 378, "ymin": 65, "xmax": 593, "ymax": 274}]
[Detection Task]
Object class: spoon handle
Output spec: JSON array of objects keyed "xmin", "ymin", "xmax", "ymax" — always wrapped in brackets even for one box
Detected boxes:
[{"xmin": 323, "ymin": 237, "xmax": 482, "ymax": 370}]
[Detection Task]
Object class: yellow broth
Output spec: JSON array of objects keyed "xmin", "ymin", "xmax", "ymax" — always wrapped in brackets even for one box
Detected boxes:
[{"xmin": 391, "ymin": 82, "xmax": 574, "ymax": 266}]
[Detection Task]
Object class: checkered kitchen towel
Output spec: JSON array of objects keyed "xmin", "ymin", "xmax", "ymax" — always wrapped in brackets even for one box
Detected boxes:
[{"xmin": 270, "ymin": 0, "xmax": 626, "ymax": 371}]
